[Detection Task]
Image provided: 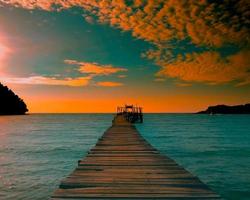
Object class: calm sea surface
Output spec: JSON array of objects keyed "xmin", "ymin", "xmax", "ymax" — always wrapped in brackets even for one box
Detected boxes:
[{"xmin": 0, "ymin": 114, "xmax": 249, "ymax": 200}]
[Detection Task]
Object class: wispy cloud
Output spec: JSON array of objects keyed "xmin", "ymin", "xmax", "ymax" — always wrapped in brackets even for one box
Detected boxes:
[
  {"xmin": 154, "ymin": 78, "xmax": 166, "ymax": 82},
  {"xmin": 0, "ymin": 0, "xmax": 249, "ymax": 85},
  {"xmin": 1, "ymin": 59, "xmax": 127, "ymax": 87},
  {"xmin": 1, "ymin": 75, "xmax": 92, "ymax": 86},
  {"xmin": 175, "ymin": 82, "xmax": 192, "ymax": 87},
  {"xmin": 64, "ymin": 59, "xmax": 127, "ymax": 76},
  {"xmin": 96, "ymin": 81, "xmax": 123, "ymax": 87}
]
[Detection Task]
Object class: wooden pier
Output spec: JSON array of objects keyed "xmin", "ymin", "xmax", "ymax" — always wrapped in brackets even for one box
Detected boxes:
[{"xmin": 51, "ymin": 115, "xmax": 221, "ymax": 199}]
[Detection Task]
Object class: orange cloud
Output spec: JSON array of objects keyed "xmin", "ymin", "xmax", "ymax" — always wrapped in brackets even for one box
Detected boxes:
[
  {"xmin": 1, "ymin": 59, "xmax": 128, "ymax": 87},
  {"xmin": 118, "ymin": 75, "xmax": 127, "ymax": 78},
  {"xmin": 175, "ymin": 82, "xmax": 192, "ymax": 87},
  {"xmin": 96, "ymin": 81, "xmax": 123, "ymax": 87},
  {"xmin": 157, "ymin": 50, "xmax": 250, "ymax": 86},
  {"xmin": 1, "ymin": 0, "xmax": 249, "ymax": 85},
  {"xmin": 2, "ymin": 0, "xmax": 248, "ymax": 47},
  {"xmin": 64, "ymin": 60, "xmax": 127, "ymax": 76}
]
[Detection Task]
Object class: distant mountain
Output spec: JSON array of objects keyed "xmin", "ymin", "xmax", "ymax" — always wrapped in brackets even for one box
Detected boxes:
[
  {"xmin": 0, "ymin": 83, "xmax": 28, "ymax": 115},
  {"xmin": 197, "ymin": 104, "xmax": 250, "ymax": 114}
]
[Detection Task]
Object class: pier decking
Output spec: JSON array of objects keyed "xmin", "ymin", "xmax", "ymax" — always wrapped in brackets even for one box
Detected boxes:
[{"xmin": 51, "ymin": 115, "xmax": 221, "ymax": 199}]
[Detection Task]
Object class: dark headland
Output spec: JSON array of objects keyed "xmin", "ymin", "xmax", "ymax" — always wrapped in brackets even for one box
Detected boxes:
[
  {"xmin": 197, "ymin": 103, "xmax": 250, "ymax": 114},
  {"xmin": 0, "ymin": 83, "xmax": 28, "ymax": 115}
]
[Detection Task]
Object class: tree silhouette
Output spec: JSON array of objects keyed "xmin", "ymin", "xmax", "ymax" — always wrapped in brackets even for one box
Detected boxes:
[{"xmin": 0, "ymin": 82, "xmax": 28, "ymax": 115}]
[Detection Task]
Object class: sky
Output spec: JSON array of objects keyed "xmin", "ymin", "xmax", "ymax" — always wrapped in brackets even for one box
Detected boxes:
[{"xmin": 0, "ymin": 0, "xmax": 249, "ymax": 113}]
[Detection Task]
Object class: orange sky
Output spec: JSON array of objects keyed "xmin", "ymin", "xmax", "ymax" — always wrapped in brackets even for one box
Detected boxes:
[{"xmin": 22, "ymin": 88, "xmax": 249, "ymax": 113}]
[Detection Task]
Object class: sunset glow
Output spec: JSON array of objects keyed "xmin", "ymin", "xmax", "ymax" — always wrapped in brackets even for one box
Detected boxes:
[
  {"xmin": 0, "ymin": 43, "xmax": 6, "ymax": 60},
  {"xmin": 0, "ymin": 1, "xmax": 249, "ymax": 113}
]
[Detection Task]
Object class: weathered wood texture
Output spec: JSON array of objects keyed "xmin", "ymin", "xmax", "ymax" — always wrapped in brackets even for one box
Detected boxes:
[{"xmin": 51, "ymin": 115, "xmax": 221, "ymax": 199}]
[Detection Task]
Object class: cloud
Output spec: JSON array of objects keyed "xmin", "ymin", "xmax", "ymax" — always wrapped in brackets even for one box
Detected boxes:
[
  {"xmin": 1, "ymin": 75, "xmax": 92, "ymax": 86},
  {"xmin": 1, "ymin": 59, "xmax": 128, "ymax": 87},
  {"xmin": 2, "ymin": 1, "xmax": 248, "ymax": 47},
  {"xmin": 0, "ymin": 0, "xmax": 249, "ymax": 85},
  {"xmin": 64, "ymin": 59, "xmax": 127, "ymax": 76},
  {"xmin": 157, "ymin": 50, "xmax": 250, "ymax": 86},
  {"xmin": 175, "ymin": 82, "xmax": 192, "ymax": 87},
  {"xmin": 96, "ymin": 81, "xmax": 123, "ymax": 87},
  {"xmin": 154, "ymin": 78, "xmax": 166, "ymax": 82}
]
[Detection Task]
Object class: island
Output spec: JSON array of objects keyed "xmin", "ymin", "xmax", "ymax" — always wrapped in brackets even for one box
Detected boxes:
[
  {"xmin": 197, "ymin": 104, "xmax": 250, "ymax": 114},
  {"xmin": 0, "ymin": 83, "xmax": 28, "ymax": 115}
]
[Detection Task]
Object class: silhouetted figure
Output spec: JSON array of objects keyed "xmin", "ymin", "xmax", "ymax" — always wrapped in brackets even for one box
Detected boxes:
[
  {"xmin": 0, "ymin": 82, "xmax": 28, "ymax": 115},
  {"xmin": 197, "ymin": 104, "xmax": 250, "ymax": 114}
]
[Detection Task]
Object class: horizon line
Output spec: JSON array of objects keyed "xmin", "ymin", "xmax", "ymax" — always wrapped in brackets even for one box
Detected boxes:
[{"xmin": 27, "ymin": 112, "xmax": 195, "ymax": 114}]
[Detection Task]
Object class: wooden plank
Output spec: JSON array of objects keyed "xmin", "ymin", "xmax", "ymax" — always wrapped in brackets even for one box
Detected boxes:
[{"xmin": 51, "ymin": 115, "xmax": 221, "ymax": 199}]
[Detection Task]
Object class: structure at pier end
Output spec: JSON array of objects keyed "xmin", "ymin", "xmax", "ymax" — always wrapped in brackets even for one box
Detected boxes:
[{"xmin": 117, "ymin": 104, "xmax": 143, "ymax": 123}]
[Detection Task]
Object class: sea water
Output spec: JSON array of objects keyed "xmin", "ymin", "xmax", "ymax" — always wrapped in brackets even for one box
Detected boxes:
[{"xmin": 0, "ymin": 114, "xmax": 249, "ymax": 200}]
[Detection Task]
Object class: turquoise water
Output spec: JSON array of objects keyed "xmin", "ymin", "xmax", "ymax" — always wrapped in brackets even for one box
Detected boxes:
[{"xmin": 0, "ymin": 114, "xmax": 249, "ymax": 200}]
